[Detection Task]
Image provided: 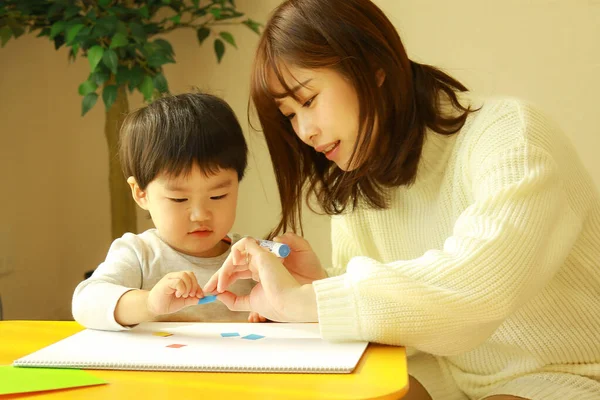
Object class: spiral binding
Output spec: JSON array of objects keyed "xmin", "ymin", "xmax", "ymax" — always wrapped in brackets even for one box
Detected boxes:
[{"xmin": 13, "ymin": 359, "xmax": 350, "ymax": 373}]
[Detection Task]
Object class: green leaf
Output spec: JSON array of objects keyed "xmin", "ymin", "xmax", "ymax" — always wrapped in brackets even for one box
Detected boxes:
[
  {"xmin": 197, "ymin": 27, "xmax": 210, "ymax": 44},
  {"xmin": 147, "ymin": 55, "xmax": 170, "ymax": 68},
  {"xmin": 79, "ymin": 26, "xmax": 92, "ymax": 37},
  {"xmin": 214, "ymin": 38, "xmax": 225, "ymax": 63},
  {"xmin": 78, "ymin": 79, "xmax": 98, "ymax": 96},
  {"xmin": 0, "ymin": 26, "xmax": 11, "ymax": 47},
  {"xmin": 88, "ymin": 45, "xmax": 104, "ymax": 72},
  {"xmin": 129, "ymin": 22, "xmax": 146, "ymax": 43},
  {"xmin": 94, "ymin": 16, "xmax": 118, "ymax": 37},
  {"xmin": 53, "ymin": 36, "xmax": 65, "ymax": 50},
  {"xmin": 116, "ymin": 21, "xmax": 128, "ymax": 35},
  {"xmin": 36, "ymin": 28, "xmax": 51, "ymax": 39},
  {"xmin": 64, "ymin": 6, "xmax": 81, "ymax": 19},
  {"xmin": 154, "ymin": 39, "xmax": 174, "ymax": 56},
  {"xmin": 102, "ymin": 85, "xmax": 118, "ymax": 111},
  {"xmin": 116, "ymin": 65, "xmax": 130, "ymax": 86},
  {"xmin": 66, "ymin": 24, "xmax": 84, "ymax": 44},
  {"xmin": 146, "ymin": 46, "xmax": 173, "ymax": 68},
  {"xmin": 169, "ymin": 15, "xmax": 181, "ymax": 24},
  {"xmin": 191, "ymin": 0, "xmax": 200, "ymax": 7},
  {"xmin": 110, "ymin": 32, "xmax": 128, "ymax": 49},
  {"xmin": 92, "ymin": 69, "xmax": 110, "ymax": 86},
  {"xmin": 219, "ymin": 32, "xmax": 236, "ymax": 48},
  {"xmin": 49, "ymin": 21, "xmax": 66, "ymax": 39},
  {"xmin": 243, "ymin": 19, "xmax": 261, "ymax": 35},
  {"xmin": 98, "ymin": 0, "xmax": 111, "ymax": 8},
  {"xmin": 81, "ymin": 92, "xmax": 98, "ymax": 116},
  {"xmin": 69, "ymin": 44, "xmax": 79, "ymax": 61},
  {"xmin": 6, "ymin": 19, "xmax": 25, "ymax": 39},
  {"xmin": 128, "ymin": 66, "xmax": 144, "ymax": 92},
  {"xmin": 153, "ymin": 73, "xmax": 168, "ymax": 93},
  {"xmin": 102, "ymin": 49, "xmax": 119, "ymax": 74},
  {"xmin": 48, "ymin": 3, "xmax": 65, "ymax": 18},
  {"xmin": 209, "ymin": 8, "xmax": 222, "ymax": 19},
  {"xmin": 86, "ymin": 9, "xmax": 98, "ymax": 21},
  {"xmin": 140, "ymin": 75, "xmax": 154, "ymax": 101},
  {"xmin": 139, "ymin": 6, "xmax": 150, "ymax": 19},
  {"xmin": 218, "ymin": 8, "xmax": 244, "ymax": 19}
]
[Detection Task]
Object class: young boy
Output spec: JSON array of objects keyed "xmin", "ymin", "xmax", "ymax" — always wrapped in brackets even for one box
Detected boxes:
[{"xmin": 72, "ymin": 92, "xmax": 262, "ymax": 331}]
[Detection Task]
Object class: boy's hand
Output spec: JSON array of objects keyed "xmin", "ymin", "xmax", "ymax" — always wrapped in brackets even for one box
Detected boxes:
[
  {"xmin": 147, "ymin": 271, "xmax": 204, "ymax": 316},
  {"xmin": 248, "ymin": 312, "xmax": 267, "ymax": 323}
]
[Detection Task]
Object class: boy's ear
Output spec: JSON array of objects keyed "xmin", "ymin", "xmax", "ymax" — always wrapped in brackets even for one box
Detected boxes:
[{"xmin": 127, "ymin": 177, "xmax": 149, "ymax": 210}]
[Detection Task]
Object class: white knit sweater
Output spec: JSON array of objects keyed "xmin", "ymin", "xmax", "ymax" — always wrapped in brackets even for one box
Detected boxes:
[{"xmin": 313, "ymin": 97, "xmax": 600, "ymax": 399}]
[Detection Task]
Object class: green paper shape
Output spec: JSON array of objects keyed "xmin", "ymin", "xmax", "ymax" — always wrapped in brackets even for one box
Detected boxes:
[{"xmin": 0, "ymin": 365, "xmax": 107, "ymax": 395}]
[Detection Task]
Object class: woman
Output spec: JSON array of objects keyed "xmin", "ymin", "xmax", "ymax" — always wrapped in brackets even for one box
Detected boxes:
[{"xmin": 205, "ymin": 0, "xmax": 600, "ymax": 399}]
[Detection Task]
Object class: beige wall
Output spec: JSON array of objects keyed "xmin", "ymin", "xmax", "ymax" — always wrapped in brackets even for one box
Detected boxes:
[{"xmin": 0, "ymin": 0, "xmax": 598, "ymax": 320}]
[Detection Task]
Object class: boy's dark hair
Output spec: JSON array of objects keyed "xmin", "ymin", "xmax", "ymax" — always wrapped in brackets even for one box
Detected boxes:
[{"xmin": 119, "ymin": 92, "xmax": 248, "ymax": 189}]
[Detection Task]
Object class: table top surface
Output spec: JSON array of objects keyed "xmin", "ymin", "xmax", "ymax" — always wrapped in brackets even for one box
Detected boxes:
[{"xmin": 0, "ymin": 320, "xmax": 408, "ymax": 399}]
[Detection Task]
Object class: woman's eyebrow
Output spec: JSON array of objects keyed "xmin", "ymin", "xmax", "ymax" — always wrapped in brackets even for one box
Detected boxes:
[{"xmin": 275, "ymin": 79, "xmax": 312, "ymax": 104}]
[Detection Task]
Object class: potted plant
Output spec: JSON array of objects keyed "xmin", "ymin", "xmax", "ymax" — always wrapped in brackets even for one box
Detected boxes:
[{"xmin": 0, "ymin": 0, "xmax": 261, "ymax": 239}]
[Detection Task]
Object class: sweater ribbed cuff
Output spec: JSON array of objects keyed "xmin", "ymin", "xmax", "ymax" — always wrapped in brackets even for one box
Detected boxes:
[{"xmin": 313, "ymin": 275, "xmax": 361, "ymax": 341}]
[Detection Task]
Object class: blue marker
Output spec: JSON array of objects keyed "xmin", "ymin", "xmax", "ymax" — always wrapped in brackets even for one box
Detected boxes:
[
  {"xmin": 197, "ymin": 295, "xmax": 217, "ymax": 305},
  {"xmin": 259, "ymin": 239, "xmax": 291, "ymax": 258}
]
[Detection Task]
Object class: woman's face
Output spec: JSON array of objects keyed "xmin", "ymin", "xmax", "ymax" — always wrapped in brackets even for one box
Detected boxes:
[{"xmin": 270, "ymin": 65, "xmax": 365, "ymax": 171}]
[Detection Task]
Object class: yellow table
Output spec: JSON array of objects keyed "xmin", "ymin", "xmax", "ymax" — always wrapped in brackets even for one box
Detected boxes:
[{"xmin": 0, "ymin": 321, "xmax": 408, "ymax": 399}]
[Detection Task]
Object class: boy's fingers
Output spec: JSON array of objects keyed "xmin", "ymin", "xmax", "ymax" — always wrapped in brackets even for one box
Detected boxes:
[
  {"xmin": 183, "ymin": 296, "xmax": 199, "ymax": 307},
  {"xmin": 175, "ymin": 280, "xmax": 187, "ymax": 297},
  {"xmin": 179, "ymin": 274, "xmax": 193, "ymax": 297},
  {"xmin": 217, "ymin": 291, "xmax": 251, "ymax": 312},
  {"xmin": 187, "ymin": 272, "xmax": 200, "ymax": 297},
  {"xmin": 185, "ymin": 271, "xmax": 197, "ymax": 288}
]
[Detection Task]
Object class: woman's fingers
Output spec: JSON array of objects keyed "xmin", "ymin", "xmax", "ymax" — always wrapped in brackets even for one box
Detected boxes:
[
  {"xmin": 205, "ymin": 238, "xmax": 270, "ymax": 293},
  {"xmin": 232, "ymin": 247, "xmax": 248, "ymax": 265},
  {"xmin": 204, "ymin": 250, "xmax": 238, "ymax": 293},
  {"xmin": 204, "ymin": 271, "xmax": 219, "ymax": 294},
  {"xmin": 217, "ymin": 291, "xmax": 251, "ymax": 312},
  {"xmin": 274, "ymin": 232, "xmax": 312, "ymax": 251}
]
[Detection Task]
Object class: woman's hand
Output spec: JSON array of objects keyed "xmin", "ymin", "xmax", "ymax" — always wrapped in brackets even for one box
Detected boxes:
[
  {"xmin": 274, "ymin": 232, "xmax": 328, "ymax": 283},
  {"xmin": 203, "ymin": 237, "xmax": 318, "ymax": 322}
]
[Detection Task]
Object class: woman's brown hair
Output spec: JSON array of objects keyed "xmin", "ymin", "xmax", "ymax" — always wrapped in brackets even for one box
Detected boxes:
[{"xmin": 250, "ymin": 0, "xmax": 475, "ymax": 237}]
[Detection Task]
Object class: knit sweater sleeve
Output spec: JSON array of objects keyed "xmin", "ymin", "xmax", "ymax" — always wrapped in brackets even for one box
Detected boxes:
[
  {"xmin": 72, "ymin": 233, "xmax": 145, "ymax": 331},
  {"xmin": 313, "ymin": 101, "xmax": 583, "ymax": 355},
  {"xmin": 328, "ymin": 215, "xmax": 355, "ymax": 278}
]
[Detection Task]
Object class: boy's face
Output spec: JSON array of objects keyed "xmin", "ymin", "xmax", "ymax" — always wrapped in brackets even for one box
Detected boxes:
[{"xmin": 129, "ymin": 164, "xmax": 239, "ymax": 257}]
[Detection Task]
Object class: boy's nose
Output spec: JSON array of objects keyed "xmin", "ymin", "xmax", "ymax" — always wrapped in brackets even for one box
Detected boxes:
[{"xmin": 190, "ymin": 206, "xmax": 211, "ymax": 222}]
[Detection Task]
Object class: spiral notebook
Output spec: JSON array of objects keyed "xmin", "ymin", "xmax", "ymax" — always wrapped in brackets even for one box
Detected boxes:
[{"xmin": 13, "ymin": 322, "xmax": 368, "ymax": 374}]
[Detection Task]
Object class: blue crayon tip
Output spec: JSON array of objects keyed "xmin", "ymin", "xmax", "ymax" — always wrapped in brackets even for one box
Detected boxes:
[{"xmin": 197, "ymin": 295, "xmax": 217, "ymax": 305}]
